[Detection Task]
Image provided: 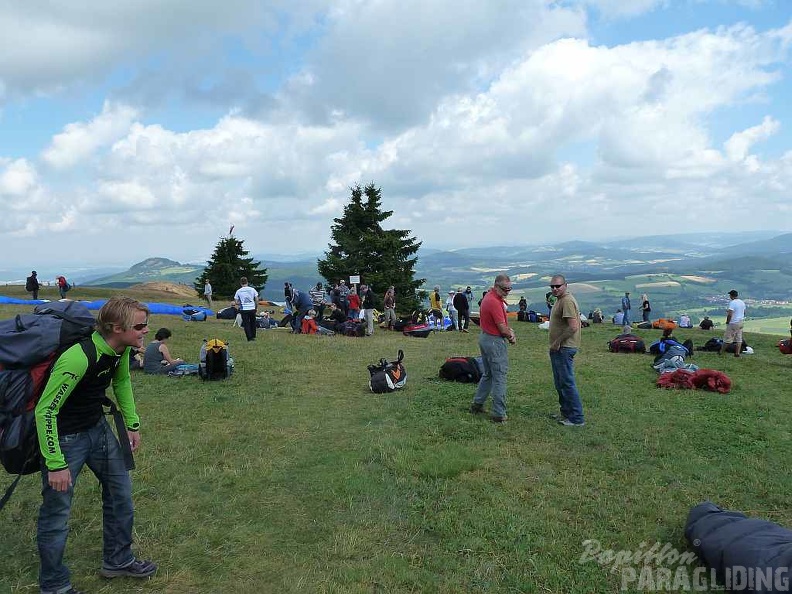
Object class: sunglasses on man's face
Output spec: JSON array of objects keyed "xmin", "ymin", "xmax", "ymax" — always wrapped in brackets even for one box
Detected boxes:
[
  {"xmin": 549, "ymin": 284, "xmax": 564, "ymax": 289},
  {"xmin": 497, "ymin": 285, "xmax": 512, "ymax": 292},
  {"xmin": 131, "ymin": 322, "xmax": 149, "ymax": 331}
]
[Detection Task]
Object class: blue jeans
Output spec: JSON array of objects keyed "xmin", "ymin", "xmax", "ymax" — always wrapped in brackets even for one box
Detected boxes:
[
  {"xmin": 38, "ymin": 418, "xmax": 135, "ymax": 594},
  {"xmin": 549, "ymin": 347, "xmax": 584, "ymax": 424},
  {"xmin": 473, "ymin": 333, "xmax": 509, "ymax": 417},
  {"xmin": 622, "ymin": 310, "xmax": 630, "ymax": 325}
]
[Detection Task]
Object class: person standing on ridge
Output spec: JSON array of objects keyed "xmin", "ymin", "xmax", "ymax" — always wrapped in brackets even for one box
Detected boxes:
[
  {"xmin": 27, "ymin": 270, "xmax": 41, "ymax": 299},
  {"xmin": 720, "ymin": 289, "xmax": 746, "ymax": 357},
  {"xmin": 621, "ymin": 291, "xmax": 632, "ymax": 327},
  {"xmin": 204, "ymin": 280, "xmax": 213, "ymax": 308}
]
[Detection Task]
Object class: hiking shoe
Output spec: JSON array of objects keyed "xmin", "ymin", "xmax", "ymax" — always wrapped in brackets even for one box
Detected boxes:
[
  {"xmin": 469, "ymin": 403, "xmax": 485, "ymax": 414},
  {"xmin": 549, "ymin": 413, "xmax": 565, "ymax": 421},
  {"xmin": 558, "ymin": 419, "xmax": 585, "ymax": 427},
  {"xmin": 100, "ymin": 558, "xmax": 158, "ymax": 579},
  {"xmin": 462, "ymin": 329, "xmax": 469, "ymax": 333},
  {"xmin": 491, "ymin": 416, "xmax": 508, "ymax": 424}
]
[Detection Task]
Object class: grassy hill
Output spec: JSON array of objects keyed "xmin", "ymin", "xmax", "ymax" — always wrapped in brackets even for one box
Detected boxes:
[{"xmin": 2, "ymin": 290, "xmax": 791, "ymax": 593}]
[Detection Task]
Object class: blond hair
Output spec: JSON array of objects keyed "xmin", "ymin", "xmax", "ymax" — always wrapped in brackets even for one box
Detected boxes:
[{"xmin": 96, "ymin": 296, "xmax": 150, "ymax": 337}]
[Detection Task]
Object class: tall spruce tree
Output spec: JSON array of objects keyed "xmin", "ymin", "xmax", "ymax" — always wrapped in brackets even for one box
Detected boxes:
[
  {"xmin": 195, "ymin": 234, "xmax": 267, "ymax": 299},
  {"xmin": 318, "ymin": 183, "xmax": 424, "ymax": 313}
]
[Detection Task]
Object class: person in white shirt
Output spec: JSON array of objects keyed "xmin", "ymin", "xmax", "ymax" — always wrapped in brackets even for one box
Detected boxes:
[
  {"xmin": 234, "ymin": 277, "xmax": 259, "ymax": 341},
  {"xmin": 720, "ymin": 289, "xmax": 746, "ymax": 357},
  {"xmin": 445, "ymin": 291, "xmax": 458, "ymax": 331},
  {"xmin": 204, "ymin": 280, "xmax": 213, "ymax": 308}
]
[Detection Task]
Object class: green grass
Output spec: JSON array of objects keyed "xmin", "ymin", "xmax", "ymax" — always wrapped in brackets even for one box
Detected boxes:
[{"xmin": 2, "ymin": 291, "xmax": 792, "ymax": 593}]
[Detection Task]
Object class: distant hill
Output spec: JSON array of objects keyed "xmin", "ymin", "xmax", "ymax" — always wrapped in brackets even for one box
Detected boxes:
[{"xmin": 88, "ymin": 257, "xmax": 203, "ymax": 287}]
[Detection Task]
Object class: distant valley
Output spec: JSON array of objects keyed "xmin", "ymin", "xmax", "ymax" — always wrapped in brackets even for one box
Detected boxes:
[{"xmin": 4, "ymin": 231, "xmax": 791, "ymax": 327}]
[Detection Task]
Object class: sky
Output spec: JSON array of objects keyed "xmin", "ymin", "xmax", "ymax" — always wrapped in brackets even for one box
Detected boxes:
[{"xmin": 1, "ymin": 0, "xmax": 791, "ymax": 269}]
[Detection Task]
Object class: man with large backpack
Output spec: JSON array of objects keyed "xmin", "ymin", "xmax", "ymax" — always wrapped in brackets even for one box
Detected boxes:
[
  {"xmin": 35, "ymin": 297, "xmax": 157, "ymax": 592},
  {"xmin": 26, "ymin": 270, "xmax": 41, "ymax": 299}
]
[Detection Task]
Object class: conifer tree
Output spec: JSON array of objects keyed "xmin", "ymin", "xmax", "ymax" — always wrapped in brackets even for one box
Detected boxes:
[
  {"xmin": 318, "ymin": 183, "xmax": 424, "ymax": 313},
  {"xmin": 195, "ymin": 234, "xmax": 267, "ymax": 299}
]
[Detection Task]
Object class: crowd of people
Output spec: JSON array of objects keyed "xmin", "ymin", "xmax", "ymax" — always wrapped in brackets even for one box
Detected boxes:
[{"xmin": 16, "ymin": 267, "xmax": 774, "ymax": 593}]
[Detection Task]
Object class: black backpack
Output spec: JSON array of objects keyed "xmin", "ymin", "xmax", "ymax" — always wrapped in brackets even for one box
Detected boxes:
[
  {"xmin": 439, "ymin": 357, "xmax": 483, "ymax": 383},
  {"xmin": 342, "ymin": 320, "xmax": 366, "ymax": 337},
  {"xmin": 607, "ymin": 334, "xmax": 647, "ymax": 353},
  {"xmin": 199, "ymin": 339, "xmax": 233, "ymax": 380},
  {"xmin": 700, "ymin": 337, "xmax": 723, "ymax": 352},
  {"xmin": 368, "ymin": 350, "xmax": 407, "ymax": 393}
]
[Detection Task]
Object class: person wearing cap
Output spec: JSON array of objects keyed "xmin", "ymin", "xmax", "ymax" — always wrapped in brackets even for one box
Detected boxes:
[
  {"xmin": 720, "ymin": 290, "xmax": 746, "ymax": 357},
  {"xmin": 621, "ymin": 291, "xmax": 632, "ymax": 326},
  {"xmin": 445, "ymin": 290, "xmax": 458, "ymax": 331},
  {"xmin": 26, "ymin": 270, "xmax": 41, "ymax": 299},
  {"xmin": 699, "ymin": 316, "xmax": 714, "ymax": 330}
]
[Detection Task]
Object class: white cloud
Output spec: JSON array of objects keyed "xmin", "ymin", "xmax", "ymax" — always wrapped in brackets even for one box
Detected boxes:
[
  {"xmin": 724, "ymin": 115, "xmax": 780, "ymax": 161},
  {"xmin": 0, "ymin": 158, "xmax": 37, "ymax": 196},
  {"xmin": 2, "ymin": 3, "xmax": 791, "ymax": 264},
  {"xmin": 41, "ymin": 102, "xmax": 138, "ymax": 169},
  {"xmin": 0, "ymin": 1, "xmax": 326, "ymax": 102}
]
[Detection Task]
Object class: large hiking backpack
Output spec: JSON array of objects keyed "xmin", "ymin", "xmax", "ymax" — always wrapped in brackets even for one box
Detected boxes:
[
  {"xmin": 368, "ymin": 350, "xmax": 407, "ymax": 393},
  {"xmin": 700, "ymin": 337, "xmax": 723, "ymax": 352},
  {"xmin": 342, "ymin": 320, "xmax": 366, "ymax": 337},
  {"xmin": 439, "ymin": 357, "xmax": 483, "ymax": 383},
  {"xmin": 779, "ymin": 339, "xmax": 792, "ymax": 355},
  {"xmin": 607, "ymin": 334, "xmax": 646, "ymax": 353},
  {"xmin": 0, "ymin": 302, "xmax": 103, "ymax": 508},
  {"xmin": 216, "ymin": 306, "xmax": 237, "ymax": 320},
  {"xmin": 199, "ymin": 339, "xmax": 234, "ymax": 380},
  {"xmin": 649, "ymin": 338, "xmax": 693, "ymax": 357},
  {"xmin": 403, "ymin": 323, "xmax": 432, "ymax": 338}
]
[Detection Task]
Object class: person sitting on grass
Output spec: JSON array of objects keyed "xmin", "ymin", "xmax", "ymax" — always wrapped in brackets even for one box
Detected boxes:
[
  {"xmin": 699, "ymin": 316, "xmax": 714, "ymax": 330},
  {"xmin": 301, "ymin": 309, "xmax": 319, "ymax": 335},
  {"xmin": 143, "ymin": 328, "xmax": 185, "ymax": 374}
]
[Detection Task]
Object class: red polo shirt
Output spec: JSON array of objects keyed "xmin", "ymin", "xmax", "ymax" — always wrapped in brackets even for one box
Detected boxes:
[{"xmin": 479, "ymin": 290, "xmax": 508, "ymax": 337}]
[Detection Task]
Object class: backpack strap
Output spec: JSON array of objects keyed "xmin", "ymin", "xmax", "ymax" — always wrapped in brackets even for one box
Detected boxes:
[
  {"xmin": 0, "ymin": 474, "xmax": 24, "ymax": 511},
  {"xmin": 78, "ymin": 340, "xmax": 135, "ymax": 471}
]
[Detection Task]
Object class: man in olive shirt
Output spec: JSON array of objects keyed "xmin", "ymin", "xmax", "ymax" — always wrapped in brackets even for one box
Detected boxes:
[{"xmin": 548, "ymin": 275, "xmax": 585, "ymax": 427}]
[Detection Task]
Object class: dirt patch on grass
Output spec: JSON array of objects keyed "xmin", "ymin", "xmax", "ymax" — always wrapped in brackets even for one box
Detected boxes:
[{"xmin": 130, "ymin": 281, "xmax": 198, "ymax": 298}]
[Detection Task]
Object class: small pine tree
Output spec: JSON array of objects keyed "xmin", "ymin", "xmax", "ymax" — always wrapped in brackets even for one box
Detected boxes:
[
  {"xmin": 195, "ymin": 235, "xmax": 267, "ymax": 300},
  {"xmin": 318, "ymin": 183, "xmax": 424, "ymax": 313}
]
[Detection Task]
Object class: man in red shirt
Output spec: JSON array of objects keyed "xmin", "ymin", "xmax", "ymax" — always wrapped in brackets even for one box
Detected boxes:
[{"xmin": 469, "ymin": 274, "xmax": 516, "ymax": 423}]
